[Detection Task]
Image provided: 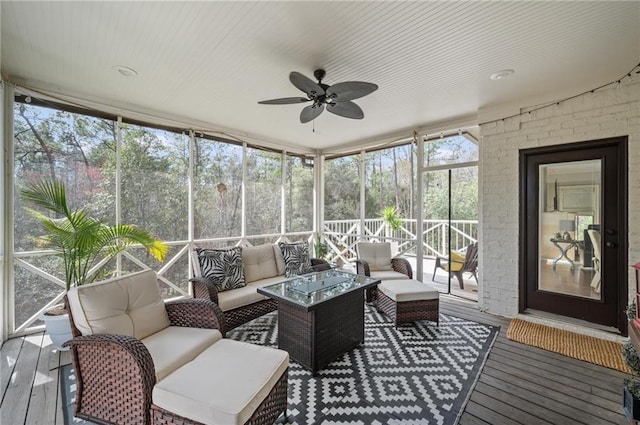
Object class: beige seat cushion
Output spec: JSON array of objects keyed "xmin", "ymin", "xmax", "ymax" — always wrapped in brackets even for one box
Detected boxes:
[
  {"xmin": 370, "ymin": 270, "xmax": 410, "ymax": 281},
  {"xmin": 378, "ymin": 279, "xmax": 440, "ymax": 302},
  {"xmin": 242, "ymin": 244, "xmax": 279, "ymax": 283},
  {"xmin": 141, "ymin": 327, "xmax": 222, "ymax": 380},
  {"xmin": 273, "ymin": 244, "xmax": 286, "ymax": 276},
  {"xmin": 153, "ymin": 339, "xmax": 289, "ymax": 425},
  {"xmin": 217, "ymin": 276, "xmax": 285, "ymax": 311},
  {"xmin": 67, "ymin": 270, "xmax": 170, "ymax": 340},
  {"xmin": 357, "ymin": 242, "xmax": 393, "ymax": 271}
]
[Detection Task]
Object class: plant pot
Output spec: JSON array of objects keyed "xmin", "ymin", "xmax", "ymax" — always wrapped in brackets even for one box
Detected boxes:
[
  {"xmin": 623, "ymin": 386, "xmax": 640, "ymax": 420},
  {"xmin": 41, "ymin": 306, "xmax": 72, "ymax": 351}
]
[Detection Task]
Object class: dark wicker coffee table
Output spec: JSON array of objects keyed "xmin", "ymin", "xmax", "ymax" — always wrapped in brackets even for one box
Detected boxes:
[{"xmin": 258, "ymin": 270, "xmax": 379, "ymax": 374}]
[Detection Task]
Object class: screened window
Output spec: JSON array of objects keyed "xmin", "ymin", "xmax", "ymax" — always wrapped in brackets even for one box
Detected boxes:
[
  {"xmin": 324, "ymin": 155, "xmax": 361, "ymax": 221},
  {"xmin": 246, "ymin": 149, "xmax": 281, "ymax": 236},
  {"xmin": 424, "ymin": 134, "xmax": 478, "ymax": 167},
  {"xmin": 13, "ymin": 101, "xmax": 116, "ymax": 327},
  {"xmin": 120, "ymin": 123, "xmax": 188, "ymax": 242},
  {"xmin": 364, "ymin": 145, "xmax": 415, "ymax": 220},
  {"xmin": 193, "ymin": 138, "xmax": 243, "ymax": 239},
  {"xmin": 285, "ymin": 155, "xmax": 314, "ymax": 232}
]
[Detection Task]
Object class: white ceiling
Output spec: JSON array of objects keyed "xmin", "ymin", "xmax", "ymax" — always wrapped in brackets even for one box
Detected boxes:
[{"xmin": 2, "ymin": 1, "xmax": 639, "ymax": 154}]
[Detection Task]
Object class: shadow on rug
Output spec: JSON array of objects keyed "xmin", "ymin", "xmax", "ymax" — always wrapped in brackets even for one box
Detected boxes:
[{"xmin": 60, "ymin": 305, "xmax": 498, "ymax": 425}]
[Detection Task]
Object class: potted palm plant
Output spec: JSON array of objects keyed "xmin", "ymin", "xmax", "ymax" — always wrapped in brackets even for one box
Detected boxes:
[
  {"xmin": 381, "ymin": 206, "xmax": 403, "ymax": 232},
  {"xmin": 20, "ymin": 179, "xmax": 168, "ymax": 350}
]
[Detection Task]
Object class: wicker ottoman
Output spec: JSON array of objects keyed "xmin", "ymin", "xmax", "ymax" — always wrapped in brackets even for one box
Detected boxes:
[{"xmin": 376, "ymin": 279, "xmax": 440, "ymax": 327}]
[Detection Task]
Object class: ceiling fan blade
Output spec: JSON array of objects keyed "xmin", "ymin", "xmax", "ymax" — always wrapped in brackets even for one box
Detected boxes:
[
  {"xmin": 258, "ymin": 97, "xmax": 310, "ymax": 105},
  {"xmin": 326, "ymin": 82, "xmax": 378, "ymax": 101},
  {"xmin": 290, "ymin": 72, "xmax": 325, "ymax": 97},
  {"xmin": 300, "ymin": 104, "xmax": 325, "ymax": 123},
  {"xmin": 326, "ymin": 101, "xmax": 364, "ymax": 119}
]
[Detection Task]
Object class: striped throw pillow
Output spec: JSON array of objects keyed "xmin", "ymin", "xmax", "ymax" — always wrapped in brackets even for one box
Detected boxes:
[
  {"xmin": 278, "ymin": 242, "xmax": 312, "ymax": 278},
  {"xmin": 197, "ymin": 247, "xmax": 245, "ymax": 292}
]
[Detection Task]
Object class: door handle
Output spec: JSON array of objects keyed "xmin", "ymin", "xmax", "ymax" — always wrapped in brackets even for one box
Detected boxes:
[
  {"xmin": 606, "ymin": 229, "xmax": 617, "ymax": 236},
  {"xmin": 605, "ymin": 241, "xmax": 617, "ymax": 248}
]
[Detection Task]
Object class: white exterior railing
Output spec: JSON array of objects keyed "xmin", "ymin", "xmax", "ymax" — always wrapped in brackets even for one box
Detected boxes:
[{"xmin": 322, "ymin": 218, "xmax": 478, "ymax": 262}]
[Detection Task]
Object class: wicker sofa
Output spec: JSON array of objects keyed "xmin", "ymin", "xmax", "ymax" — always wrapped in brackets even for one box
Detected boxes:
[
  {"xmin": 190, "ymin": 243, "xmax": 329, "ymax": 332},
  {"xmin": 64, "ymin": 270, "xmax": 289, "ymax": 425}
]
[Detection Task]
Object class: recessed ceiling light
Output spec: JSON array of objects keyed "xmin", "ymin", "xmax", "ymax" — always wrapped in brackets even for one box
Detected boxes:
[
  {"xmin": 490, "ymin": 69, "xmax": 515, "ymax": 80},
  {"xmin": 112, "ymin": 65, "xmax": 138, "ymax": 77}
]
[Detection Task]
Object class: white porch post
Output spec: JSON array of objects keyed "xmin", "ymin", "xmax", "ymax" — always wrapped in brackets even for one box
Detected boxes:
[
  {"xmin": 1, "ymin": 83, "xmax": 14, "ymax": 340},
  {"xmin": 115, "ymin": 116, "xmax": 122, "ymax": 275},
  {"xmin": 314, "ymin": 154, "xmax": 324, "ymax": 237},
  {"xmin": 416, "ymin": 135, "xmax": 424, "ymax": 281},
  {"xmin": 281, "ymin": 152, "xmax": 286, "ymax": 237},
  {"xmin": 187, "ymin": 131, "xmax": 195, "ymax": 281},
  {"xmin": 241, "ymin": 143, "xmax": 247, "ymax": 243},
  {"xmin": 359, "ymin": 150, "xmax": 366, "ymax": 240},
  {"xmin": 188, "ymin": 131, "xmax": 195, "ymax": 243}
]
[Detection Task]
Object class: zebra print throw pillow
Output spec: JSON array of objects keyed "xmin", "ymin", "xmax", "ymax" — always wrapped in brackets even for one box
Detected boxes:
[
  {"xmin": 278, "ymin": 242, "xmax": 312, "ymax": 278},
  {"xmin": 197, "ymin": 247, "xmax": 245, "ymax": 292}
]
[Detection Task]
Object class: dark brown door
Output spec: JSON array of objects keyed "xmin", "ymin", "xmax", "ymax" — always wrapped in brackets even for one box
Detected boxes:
[{"xmin": 520, "ymin": 137, "xmax": 628, "ymax": 333}]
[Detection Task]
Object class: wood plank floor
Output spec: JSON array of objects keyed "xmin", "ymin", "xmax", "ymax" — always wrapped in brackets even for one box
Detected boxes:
[{"xmin": 0, "ymin": 296, "xmax": 631, "ymax": 425}]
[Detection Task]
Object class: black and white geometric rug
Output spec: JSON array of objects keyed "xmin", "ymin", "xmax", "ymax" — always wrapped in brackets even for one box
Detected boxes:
[
  {"xmin": 227, "ymin": 305, "xmax": 499, "ymax": 425},
  {"xmin": 61, "ymin": 305, "xmax": 498, "ymax": 425}
]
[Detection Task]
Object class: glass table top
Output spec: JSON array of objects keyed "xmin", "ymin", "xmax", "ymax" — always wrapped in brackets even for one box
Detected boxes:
[{"xmin": 257, "ymin": 270, "xmax": 379, "ymax": 308}]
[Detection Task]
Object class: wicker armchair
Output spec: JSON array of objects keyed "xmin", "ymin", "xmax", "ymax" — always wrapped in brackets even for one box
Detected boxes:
[
  {"xmin": 64, "ymin": 270, "xmax": 288, "ymax": 425},
  {"xmin": 64, "ymin": 297, "xmax": 225, "ymax": 425},
  {"xmin": 355, "ymin": 242, "xmax": 413, "ymax": 303}
]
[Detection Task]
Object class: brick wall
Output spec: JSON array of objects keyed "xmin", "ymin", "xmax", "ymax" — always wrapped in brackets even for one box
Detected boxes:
[{"xmin": 479, "ymin": 81, "xmax": 640, "ymax": 317}]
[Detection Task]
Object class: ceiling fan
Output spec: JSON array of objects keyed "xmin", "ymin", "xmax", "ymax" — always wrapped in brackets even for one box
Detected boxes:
[{"xmin": 258, "ymin": 69, "xmax": 378, "ymax": 123}]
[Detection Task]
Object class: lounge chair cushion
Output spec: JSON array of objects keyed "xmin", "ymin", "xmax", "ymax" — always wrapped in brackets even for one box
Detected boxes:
[
  {"xmin": 369, "ymin": 270, "xmax": 411, "ymax": 281},
  {"xmin": 444, "ymin": 251, "xmax": 465, "ymax": 272},
  {"xmin": 153, "ymin": 339, "xmax": 289, "ymax": 425},
  {"xmin": 141, "ymin": 326, "xmax": 223, "ymax": 380},
  {"xmin": 242, "ymin": 244, "xmax": 279, "ymax": 283},
  {"xmin": 67, "ymin": 270, "xmax": 170, "ymax": 340},
  {"xmin": 357, "ymin": 242, "xmax": 393, "ymax": 271},
  {"xmin": 378, "ymin": 279, "xmax": 440, "ymax": 302}
]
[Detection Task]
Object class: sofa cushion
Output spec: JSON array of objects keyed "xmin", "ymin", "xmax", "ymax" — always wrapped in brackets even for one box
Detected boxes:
[
  {"xmin": 216, "ymin": 276, "xmax": 285, "ymax": 312},
  {"xmin": 67, "ymin": 270, "xmax": 170, "ymax": 340},
  {"xmin": 273, "ymin": 244, "xmax": 286, "ymax": 276},
  {"xmin": 242, "ymin": 244, "xmax": 279, "ymax": 283},
  {"xmin": 357, "ymin": 242, "xmax": 393, "ymax": 271},
  {"xmin": 197, "ymin": 247, "xmax": 246, "ymax": 292},
  {"xmin": 153, "ymin": 339, "xmax": 289, "ymax": 425},
  {"xmin": 278, "ymin": 242, "xmax": 312, "ymax": 277},
  {"xmin": 141, "ymin": 326, "xmax": 222, "ymax": 380}
]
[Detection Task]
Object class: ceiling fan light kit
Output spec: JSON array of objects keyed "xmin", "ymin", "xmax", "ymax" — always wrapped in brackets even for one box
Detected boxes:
[{"xmin": 259, "ymin": 69, "xmax": 378, "ymax": 123}]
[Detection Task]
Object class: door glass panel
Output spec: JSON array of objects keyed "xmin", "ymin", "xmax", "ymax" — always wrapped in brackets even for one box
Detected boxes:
[{"xmin": 538, "ymin": 160, "xmax": 601, "ymax": 299}]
